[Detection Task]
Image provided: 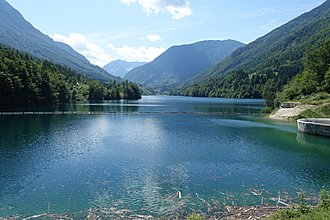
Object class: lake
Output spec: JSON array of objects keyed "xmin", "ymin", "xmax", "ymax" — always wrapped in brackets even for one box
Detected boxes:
[{"xmin": 1, "ymin": 96, "xmax": 330, "ymax": 218}]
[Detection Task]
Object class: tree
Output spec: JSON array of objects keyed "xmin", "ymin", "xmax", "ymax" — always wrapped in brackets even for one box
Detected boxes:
[
  {"xmin": 0, "ymin": 44, "xmax": 142, "ymax": 107},
  {"xmin": 277, "ymin": 38, "xmax": 330, "ymax": 102}
]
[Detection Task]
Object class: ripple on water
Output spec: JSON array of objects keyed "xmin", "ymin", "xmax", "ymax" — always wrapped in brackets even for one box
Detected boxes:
[{"xmin": 0, "ymin": 98, "xmax": 330, "ymax": 217}]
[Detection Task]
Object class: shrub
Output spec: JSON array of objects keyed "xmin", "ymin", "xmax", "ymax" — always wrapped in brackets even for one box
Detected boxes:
[
  {"xmin": 187, "ymin": 213, "xmax": 204, "ymax": 220},
  {"xmin": 319, "ymin": 189, "xmax": 330, "ymax": 210}
]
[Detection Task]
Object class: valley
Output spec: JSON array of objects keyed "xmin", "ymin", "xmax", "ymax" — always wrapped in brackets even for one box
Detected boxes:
[{"xmin": 0, "ymin": 0, "xmax": 329, "ymax": 219}]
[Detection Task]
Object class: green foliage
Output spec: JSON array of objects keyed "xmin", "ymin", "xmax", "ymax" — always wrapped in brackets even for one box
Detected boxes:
[
  {"xmin": 268, "ymin": 208, "xmax": 330, "ymax": 220},
  {"xmin": 0, "ymin": 0, "xmax": 113, "ymax": 80},
  {"xmin": 268, "ymin": 190, "xmax": 330, "ymax": 220},
  {"xmin": 297, "ymin": 190, "xmax": 310, "ymax": 214},
  {"xmin": 88, "ymin": 80, "xmax": 105, "ymax": 101},
  {"xmin": 0, "ymin": 45, "xmax": 142, "ymax": 106},
  {"xmin": 293, "ymin": 104, "xmax": 330, "ymax": 119},
  {"xmin": 175, "ymin": 1, "xmax": 330, "ymax": 107},
  {"xmin": 173, "ymin": 69, "xmax": 287, "ymax": 102},
  {"xmin": 262, "ymin": 106, "xmax": 275, "ymax": 114},
  {"xmin": 121, "ymin": 80, "xmax": 141, "ymax": 100},
  {"xmin": 187, "ymin": 213, "xmax": 204, "ymax": 220},
  {"xmin": 268, "ymin": 209, "xmax": 303, "ymax": 219},
  {"xmin": 278, "ymin": 38, "xmax": 330, "ymax": 103},
  {"xmin": 319, "ymin": 190, "xmax": 330, "ymax": 210}
]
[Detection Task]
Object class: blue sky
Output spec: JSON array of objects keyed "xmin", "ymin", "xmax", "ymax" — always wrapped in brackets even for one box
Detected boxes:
[{"xmin": 6, "ymin": 0, "xmax": 326, "ymax": 67}]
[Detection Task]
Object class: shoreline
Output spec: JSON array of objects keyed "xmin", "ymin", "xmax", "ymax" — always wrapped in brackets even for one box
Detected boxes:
[
  {"xmin": 268, "ymin": 104, "xmax": 314, "ymax": 121},
  {"xmin": 0, "ymin": 205, "xmax": 292, "ymax": 220}
]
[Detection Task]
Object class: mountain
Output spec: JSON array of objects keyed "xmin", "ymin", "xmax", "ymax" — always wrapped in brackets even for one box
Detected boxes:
[
  {"xmin": 278, "ymin": 38, "xmax": 330, "ymax": 103},
  {"xmin": 103, "ymin": 60, "xmax": 146, "ymax": 78},
  {"xmin": 175, "ymin": 0, "xmax": 330, "ymax": 100},
  {"xmin": 125, "ymin": 40, "xmax": 245, "ymax": 89},
  {"xmin": 0, "ymin": 0, "xmax": 115, "ymax": 81}
]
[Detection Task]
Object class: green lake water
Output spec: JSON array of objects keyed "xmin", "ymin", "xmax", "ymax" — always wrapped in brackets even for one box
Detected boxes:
[{"xmin": 0, "ymin": 96, "xmax": 330, "ymax": 218}]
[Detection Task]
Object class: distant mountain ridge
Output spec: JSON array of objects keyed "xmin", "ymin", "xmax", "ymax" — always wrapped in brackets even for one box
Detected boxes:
[
  {"xmin": 175, "ymin": 0, "xmax": 330, "ymax": 99},
  {"xmin": 103, "ymin": 60, "xmax": 146, "ymax": 78},
  {"xmin": 0, "ymin": 0, "xmax": 115, "ymax": 80},
  {"xmin": 125, "ymin": 40, "xmax": 245, "ymax": 89},
  {"xmin": 193, "ymin": 0, "xmax": 330, "ymax": 81}
]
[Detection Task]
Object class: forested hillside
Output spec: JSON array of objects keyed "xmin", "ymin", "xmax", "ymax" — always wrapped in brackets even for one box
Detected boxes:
[
  {"xmin": 125, "ymin": 40, "xmax": 244, "ymax": 90},
  {"xmin": 0, "ymin": 45, "xmax": 141, "ymax": 106},
  {"xmin": 278, "ymin": 38, "xmax": 330, "ymax": 103},
  {"xmin": 0, "ymin": 0, "xmax": 115, "ymax": 80},
  {"xmin": 174, "ymin": 0, "xmax": 330, "ymax": 104}
]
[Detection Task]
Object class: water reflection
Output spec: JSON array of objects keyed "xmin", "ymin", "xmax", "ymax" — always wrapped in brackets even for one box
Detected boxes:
[
  {"xmin": 0, "ymin": 96, "xmax": 265, "ymax": 114},
  {"xmin": 296, "ymin": 132, "xmax": 330, "ymax": 146},
  {"xmin": 1, "ymin": 96, "xmax": 330, "ymax": 218}
]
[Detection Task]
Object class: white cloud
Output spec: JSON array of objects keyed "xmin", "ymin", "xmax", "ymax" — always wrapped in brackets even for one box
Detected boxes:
[
  {"xmin": 108, "ymin": 43, "xmax": 165, "ymax": 62},
  {"xmin": 121, "ymin": 0, "xmax": 161, "ymax": 15},
  {"xmin": 140, "ymin": 34, "xmax": 161, "ymax": 42},
  {"xmin": 165, "ymin": 4, "xmax": 192, "ymax": 20},
  {"xmin": 52, "ymin": 33, "xmax": 112, "ymax": 67},
  {"xmin": 52, "ymin": 32, "xmax": 165, "ymax": 65},
  {"xmin": 120, "ymin": 0, "xmax": 192, "ymax": 19}
]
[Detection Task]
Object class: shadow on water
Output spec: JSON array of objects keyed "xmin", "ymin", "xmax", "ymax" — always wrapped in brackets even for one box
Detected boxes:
[
  {"xmin": 0, "ymin": 100, "xmax": 141, "ymax": 113},
  {"xmin": 297, "ymin": 132, "xmax": 330, "ymax": 146},
  {"xmin": 296, "ymin": 132, "xmax": 330, "ymax": 156},
  {"xmin": 0, "ymin": 96, "xmax": 264, "ymax": 114},
  {"xmin": 0, "ymin": 115, "xmax": 64, "ymax": 140}
]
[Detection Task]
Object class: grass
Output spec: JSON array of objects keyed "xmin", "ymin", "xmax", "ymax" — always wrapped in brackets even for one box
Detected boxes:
[
  {"xmin": 267, "ymin": 190, "xmax": 330, "ymax": 220},
  {"xmin": 292, "ymin": 92, "xmax": 330, "ymax": 105},
  {"xmin": 295, "ymin": 103, "xmax": 330, "ymax": 119},
  {"xmin": 280, "ymin": 92, "xmax": 330, "ymax": 119},
  {"xmin": 268, "ymin": 93, "xmax": 330, "ymax": 119},
  {"xmin": 268, "ymin": 208, "xmax": 330, "ymax": 220},
  {"xmin": 187, "ymin": 190, "xmax": 330, "ymax": 219}
]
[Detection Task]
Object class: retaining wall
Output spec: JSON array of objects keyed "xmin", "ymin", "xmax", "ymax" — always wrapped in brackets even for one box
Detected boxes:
[{"xmin": 297, "ymin": 118, "xmax": 330, "ymax": 137}]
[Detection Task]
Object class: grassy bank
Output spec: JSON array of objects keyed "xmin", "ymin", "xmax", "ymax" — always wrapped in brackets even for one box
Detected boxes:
[
  {"xmin": 294, "ymin": 103, "xmax": 330, "ymax": 119},
  {"xmin": 2, "ymin": 189, "xmax": 329, "ymax": 219},
  {"xmin": 268, "ymin": 208, "xmax": 330, "ymax": 220},
  {"xmin": 186, "ymin": 190, "xmax": 330, "ymax": 220},
  {"xmin": 267, "ymin": 190, "xmax": 330, "ymax": 220},
  {"xmin": 268, "ymin": 100, "xmax": 330, "ymax": 121}
]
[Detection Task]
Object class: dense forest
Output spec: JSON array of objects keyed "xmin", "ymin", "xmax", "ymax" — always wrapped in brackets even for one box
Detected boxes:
[
  {"xmin": 277, "ymin": 38, "xmax": 330, "ymax": 102},
  {"xmin": 173, "ymin": 38, "xmax": 330, "ymax": 108},
  {"xmin": 173, "ymin": 0, "xmax": 330, "ymax": 107},
  {"xmin": 0, "ymin": 0, "xmax": 114, "ymax": 81},
  {"xmin": 0, "ymin": 45, "xmax": 141, "ymax": 107}
]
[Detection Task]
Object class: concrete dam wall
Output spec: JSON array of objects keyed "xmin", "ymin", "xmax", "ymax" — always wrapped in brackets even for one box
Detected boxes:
[{"xmin": 297, "ymin": 118, "xmax": 330, "ymax": 137}]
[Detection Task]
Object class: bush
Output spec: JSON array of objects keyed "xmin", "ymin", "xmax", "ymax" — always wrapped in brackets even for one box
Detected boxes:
[
  {"xmin": 268, "ymin": 189, "xmax": 330, "ymax": 220},
  {"xmin": 319, "ymin": 190, "xmax": 330, "ymax": 210},
  {"xmin": 187, "ymin": 213, "xmax": 204, "ymax": 220},
  {"xmin": 262, "ymin": 106, "xmax": 274, "ymax": 114}
]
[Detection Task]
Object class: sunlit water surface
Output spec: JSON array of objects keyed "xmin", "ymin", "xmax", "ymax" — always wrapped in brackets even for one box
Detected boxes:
[{"xmin": 0, "ymin": 96, "xmax": 330, "ymax": 218}]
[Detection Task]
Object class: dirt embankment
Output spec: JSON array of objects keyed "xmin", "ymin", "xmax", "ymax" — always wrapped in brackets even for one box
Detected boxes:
[{"xmin": 269, "ymin": 104, "xmax": 314, "ymax": 120}]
